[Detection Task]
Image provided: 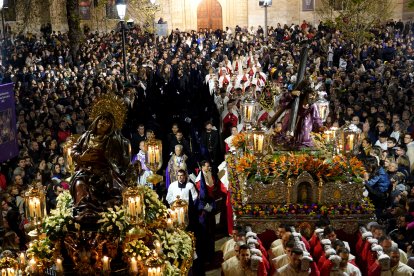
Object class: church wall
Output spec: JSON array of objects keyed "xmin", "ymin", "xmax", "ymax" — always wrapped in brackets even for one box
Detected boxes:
[{"xmin": 6, "ymin": 0, "xmax": 413, "ymax": 34}]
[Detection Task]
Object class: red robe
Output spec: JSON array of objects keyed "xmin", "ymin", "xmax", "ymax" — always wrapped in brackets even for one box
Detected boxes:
[
  {"xmin": 310, "ymin": 261, "xmax": 321, "ymax": 276},
  {"xmin": 302, "ymin": 237, "xmax": 311, "ymax": 252},
  {"xmin": 309, "ymin": 234, "xmax": 319, "ymax": 255},
  {"xmin": 313, "ymin": 241, "xmax": 324, "ymax": 263},
  {"xmin": 258, "ymin": 259, "xmax": 268, "ymax": 276},
  {"xmin": 367, "ymin": 261, "xmax": 381, "ymax": 276},
  {"xmin": 222, "ymin": 112, "xmax": 238, "ymax": 134},
  {"xmin": 355, "ymin": 233, "xmax": 364, "ymax": 255}
]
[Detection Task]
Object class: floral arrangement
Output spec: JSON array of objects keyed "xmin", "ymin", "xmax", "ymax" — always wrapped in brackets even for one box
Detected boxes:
[
  {"xmin": 0, "ymin": 257, "xmax": 18, "ymax": 269},
  {"xmin": 235, "ymin": 153, "xmax": 256, "ymax": 175},
  {"xmin": 123, "ymin": 239, "xmax": 151, "ymax": 260},
  {"xmin": 43, "ymin": 191, "xmax": 74, "ymax": 241},
  {"xmin": 234, "ymin": 200, "xmax": 375, "ymax": 217},
  {"xmin": 26, "ymin": 238, "xmax": 55, "ymax": 268},
  {"xmin": 232, "ymin": 133, "xmax": 248, "ymax": 150},
  {"xmin": 142, "ymin": 186, "xmax": 168, "ymax": 224},
  {"xmin": 234, "ymin": 152, "xmax": 365, "ymax": 183},
  {"xmin": 97, "ymin": 205, "xmax": 128, "ymax": 237},
  {"xmin": 154, "ymin": 229, "xmax": 193, "ymax": 263},
  {"xmin": 164, "ymin": 260, "xmax": 182, "ymax": 276},
  {"xmin": 16, "ymin": 185, "xmax": 194, "ymax": 274}
]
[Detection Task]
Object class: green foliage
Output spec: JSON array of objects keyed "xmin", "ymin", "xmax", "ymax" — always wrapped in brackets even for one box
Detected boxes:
[{"xmin": 316, "ymin": 0, "xmax": 393, "ymax": 48}]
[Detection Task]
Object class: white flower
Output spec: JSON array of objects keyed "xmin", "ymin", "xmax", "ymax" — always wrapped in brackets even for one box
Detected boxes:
[{"xmin": 115, "ymin": 221, "xmax": 124, "ymax": 231}]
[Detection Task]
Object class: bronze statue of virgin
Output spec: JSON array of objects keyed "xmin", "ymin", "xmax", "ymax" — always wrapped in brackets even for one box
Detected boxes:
[{"xmin": 69, "ymin": 112, "xmax": 131, "ymax": 224}]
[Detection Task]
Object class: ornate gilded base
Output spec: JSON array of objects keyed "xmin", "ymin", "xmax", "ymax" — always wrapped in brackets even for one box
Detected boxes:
[
  {"xmin": 64, "ymin": 231, "xmax": 124, "ymax": 275},
  {"xmin": 147, "ymin": 174, "xmax": 163, "ymax": 185}
]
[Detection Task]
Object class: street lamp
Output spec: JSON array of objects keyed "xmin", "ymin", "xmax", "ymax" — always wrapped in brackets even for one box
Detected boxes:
[
  {"xmin": 149, "ymin": 0, "xmax": 156, "ymax": 42},
  {"xmin": 116, "ymin": 0, "xmax": 128, "ymax": 81},
  {"xmin": 260, "ymin": 0, "xmax": 272, "ymax": 41}
]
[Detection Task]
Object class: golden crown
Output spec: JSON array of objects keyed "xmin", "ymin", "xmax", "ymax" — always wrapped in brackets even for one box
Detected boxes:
[{"xmin": 89, "ymin": 93, "xmax": 127, "ymax": 130}]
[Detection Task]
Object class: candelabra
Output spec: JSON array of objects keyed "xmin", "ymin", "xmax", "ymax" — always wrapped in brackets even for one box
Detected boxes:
[
  {"xmin": 144, "ymin": 251, "xmax": 165, "ymax": 276},
  {"xmin": 24, "ymin": 183, "xmax": 47, "ymax": 238},
  {"xmin": 145, "ymin": 139, "xmax": 163, "ymax": 185},
  {"xmin": 248, "ymin": 129, "xmax": 270, "ymax": 184},
  {"xmin": 169, "ymin": 196, "xmax": 188, "ymax": 229},
  {"xmin": 338, "ymin": 123, "xmax": 361, "ymax": 156},
  {"xmin": 123, "ymin": 187, "xmax": 146, "ymax": 238},
  {"xmin": 241, "ymin": 93, "xmax": 258, "ymax": 131}
]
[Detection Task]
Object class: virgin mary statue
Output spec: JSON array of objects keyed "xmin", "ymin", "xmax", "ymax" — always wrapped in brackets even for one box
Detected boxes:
[{"xmin": 69, "ymin": 94, "xmax": 131, "ymax": 225}]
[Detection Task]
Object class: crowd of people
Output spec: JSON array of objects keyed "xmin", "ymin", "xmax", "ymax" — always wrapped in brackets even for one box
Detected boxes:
[{"xmin": 1, "ymin": 15, "xmax": 414, "ymax": 275}]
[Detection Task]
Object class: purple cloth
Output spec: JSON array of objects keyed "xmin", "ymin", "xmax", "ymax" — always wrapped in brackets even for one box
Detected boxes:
[
  {"xmin": 165, "ymin": 166, "xmax": 171, "ymax": 190},
  {"xmin": 280, "ymin": 91, "xmax": 323, "ymax": 147}
]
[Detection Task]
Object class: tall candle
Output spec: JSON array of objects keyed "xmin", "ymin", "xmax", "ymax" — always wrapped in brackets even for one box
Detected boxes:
[
  {"xmin": 102, "ymin": 256, "xmax": 110, "ymax": 272},
  {"xmin": 154, "ymin": 146, "xmax": 160, "ymax": 163},
  {"xmin": 349, "ymin": 134, "xmax": 354, "ymax": 151},
  {"xmin": 19, "ymin": 252, "xmax": 25, "ymax": 266},
  {"xmin": 253, "ymin": 134, "xmax": 257, "ymax": 150},
  {"xmin": 170, "ymin": 210, "xmax": 177, "ymax": 225},
  {"xmin": 177, "ymin": 208, "xmax": 185, "ymax": 225},
  {"xmin": 1, "ymin": 269, "xmax": 5, "ymax": 276},
  {"xmin": 128, "ymin": 198, "xmax": 135, "ymax": 217},
  {"xmin": 29, "ymin": 258, "xmax": 36, "ymax": 274},
  {"xmin": 154, "ymin": 240, "xmax": 161, "ymax": 254},
  {"xmin": 130, "ymin": 257, "xmax": 138, "ymax": 273},
  {"xmin": 166, "ymin": 218, "xmax": 173, "ymax": 229},
  {"xmin": 148, "ymin": 146, "xmax": 154, "ymax": 164},
  {"xmin": 258, "ymin": 135, "xmax": 263, "ymax": 152},
  {"xmin": 56, "ymin": 258, "xmax": 63, "ymax": 272}
]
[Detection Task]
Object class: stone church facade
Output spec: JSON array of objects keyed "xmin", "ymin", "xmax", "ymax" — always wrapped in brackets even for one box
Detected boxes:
[{"xmin": 6, "ymin": 0, "xmax": 414, "ymax": 34}]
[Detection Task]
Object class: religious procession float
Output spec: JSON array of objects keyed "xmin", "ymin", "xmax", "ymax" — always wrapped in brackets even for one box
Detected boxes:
[
  {"xmin": 0, "ymin": 94, "xmax": 194, "ymax": 275},
  {"xmin": 227, "ymin": 46, "xmax": 374, "ymax": 235}
]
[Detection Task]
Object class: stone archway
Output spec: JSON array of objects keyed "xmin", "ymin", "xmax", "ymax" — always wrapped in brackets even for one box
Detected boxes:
[{"xmin": 197, "ymin": 0, "xmax": 223, "ymax": 31}]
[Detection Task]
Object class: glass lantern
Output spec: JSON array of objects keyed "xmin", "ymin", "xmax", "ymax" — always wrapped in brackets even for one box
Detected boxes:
[
  {"xmin": 145, "ymin": 139, "xmax": 163, "ymax": 185},
  {"xmin": 24, "ymin": 184, "xmax": 47, "ymax": 237},
  {"xmin": 248, "ymin": 130, "xmax": 270, "ymax": 157},
  {"xmin": 248, "ymin": 130, "xmax": 270, "ymax": 183},
  {"xmin": 123, "ymin": 187, "xmax": 146, "ymax": 238},
  {"xmin": 339, "ymin": 123, "xmax": 361, "ymax": 155},
  {"xmin": 170, "ymin": 196, "xmax": 188, "ymax": 229},
  {"xmin": 241, "ymin": 94, "xmax": 258, "ymax": 131},
  {"xmin": 145, "ymin": 252, "xmax": 165, "ymax": 276},
  {"xmin": 314, "ymin": 91, "xmax": 329, "ymax": 123}
]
